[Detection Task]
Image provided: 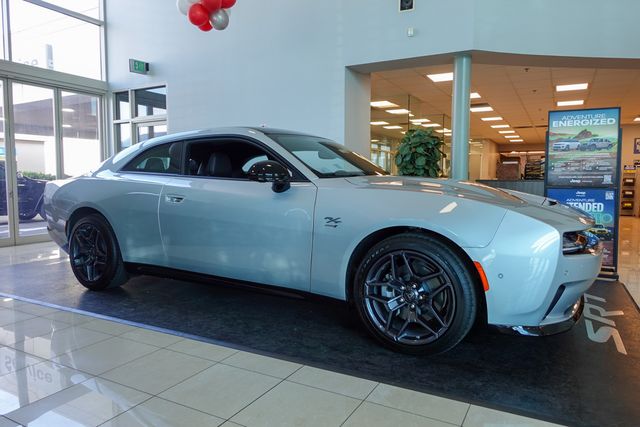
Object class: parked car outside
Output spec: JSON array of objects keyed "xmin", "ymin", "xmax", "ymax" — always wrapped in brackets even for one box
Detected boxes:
[
  {"xmin": 44, "ymin": 127, "xmax": 603, "ymax": 354},
  {"xmin": 579, "ymin": 138, "xmax": 614, "ymax": 151},
  {"xmin": 552, "ymin": 139, "xmax": 580, "ymax": 151},
  {"xmin": 0, "ymin": 161, "xmax": 47, "ymax": 220}
]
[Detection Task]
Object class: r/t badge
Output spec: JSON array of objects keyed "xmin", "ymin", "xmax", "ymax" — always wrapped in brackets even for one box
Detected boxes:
[{"xmin": 324, "ymin": 217, "xmax": 342, "ymax": 228}]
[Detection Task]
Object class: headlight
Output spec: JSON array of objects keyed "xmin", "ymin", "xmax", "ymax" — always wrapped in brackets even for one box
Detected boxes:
[{"xmin": 563, "ymin": 231, "xmax": 600, "ymax": 255}]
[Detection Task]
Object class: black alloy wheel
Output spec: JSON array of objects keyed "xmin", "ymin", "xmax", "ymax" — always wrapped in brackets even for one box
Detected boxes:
[
  {"xmin": 354, "ymin": 233, "xmax": 480, "ymax": 355},
  {"xmin": 69, "ymin": 214, "xmax": 128, "ymax": 291}
]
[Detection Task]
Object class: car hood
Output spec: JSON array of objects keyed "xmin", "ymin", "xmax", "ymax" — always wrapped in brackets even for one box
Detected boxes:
[
  {"xmin": 345, "ymin": 176, "xmax": 526, "ymax": 207},
  {"xmin": 345, "ymin": 176, "xmax": 594, "ymax": 229}
]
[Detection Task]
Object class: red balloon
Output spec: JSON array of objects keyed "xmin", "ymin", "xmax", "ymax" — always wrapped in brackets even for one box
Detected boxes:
[
  {"xmin": 188, "ymin": 3, "xmax": 209, "ymax": 26},
  {"xmin": 199, "ymin": 21, "xmax": 213, "ymax": 31},
  {"xmin": 221, "ymin": 0, "xmax": 236, "ymax": 8},
  {"xmin": 202, "ymin": 0, "xmax": 222, "ymax": 12}
]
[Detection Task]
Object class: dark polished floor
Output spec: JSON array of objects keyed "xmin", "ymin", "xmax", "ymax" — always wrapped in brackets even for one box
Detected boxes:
[{"xmin": 0, "ymin": 260, "xmax": 638, "ymax": 427}]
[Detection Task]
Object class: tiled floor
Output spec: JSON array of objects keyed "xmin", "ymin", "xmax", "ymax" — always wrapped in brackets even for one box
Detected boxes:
[{"xmin": 6, "ymin": 223, "xmax": 639, "ymax": 427}]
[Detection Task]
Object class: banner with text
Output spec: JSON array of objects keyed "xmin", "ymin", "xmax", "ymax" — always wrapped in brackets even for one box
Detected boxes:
[
  {"xmin": 547, "ymin": 188, "xmax": 617, "ymax": 268},
  {"xmin": 547, "ymin": 108, "xmax": 620, "ymax": 187}
]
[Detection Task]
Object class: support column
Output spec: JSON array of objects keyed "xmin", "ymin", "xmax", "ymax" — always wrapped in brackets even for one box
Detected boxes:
[
  {"xmin": 451, "ymin": 54, "xmax": 472, "ymax": 180},
  {"xmin": 344, "ymin": 68, "xmax": 371, "ymax": 156}
]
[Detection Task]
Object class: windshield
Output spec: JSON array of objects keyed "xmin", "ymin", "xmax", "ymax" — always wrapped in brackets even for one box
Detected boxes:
[{"xmin": 268, "ymin": 133, "xmax": 389, "ymax": 178}]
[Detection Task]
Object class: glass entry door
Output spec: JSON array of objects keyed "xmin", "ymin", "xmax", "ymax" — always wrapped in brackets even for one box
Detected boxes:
[
  {"xmin": 0, "ymin": 80, "xmax": 10, "ymax": 244},
  {"xmin": 12, "ymin": 83, "xmax": 56, "ymax": 240}
]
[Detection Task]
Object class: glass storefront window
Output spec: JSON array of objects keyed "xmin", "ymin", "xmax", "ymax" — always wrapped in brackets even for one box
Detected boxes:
[
  {"xmin": 135, "ymin": 87, "xmax": 167, "ymax": 117},
  {"xmin": 115, "ymin": 123, "xmax": 132, "ymax": 150},
  {"xmin": 137, "ymin": 123, "xmax": 167, "ymax": 143},
  {"xmin": 61, "ymin": 91, "xmax": 101, "ymax": 177},
  {"xmin": 9, "ymin": 0, "xmax": 102, "ymax": 80},
  {"xmin": 40, "ymin": 0, "xmax": 101, "ymax": 19},
  {"xmin": 115, "ymin": 92, "xmax": 130, "ymax": 120}
]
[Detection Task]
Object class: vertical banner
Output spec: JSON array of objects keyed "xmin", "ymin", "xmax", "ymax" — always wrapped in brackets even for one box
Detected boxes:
[{"xmin": 545, "ymin": 107, "xmax": 621, "ymax": 273}]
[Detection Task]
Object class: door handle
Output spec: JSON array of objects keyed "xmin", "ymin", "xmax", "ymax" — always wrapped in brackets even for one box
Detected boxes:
[{"xmin": 165, "ymin": 195, "xmax": 185, "ymax": 204}]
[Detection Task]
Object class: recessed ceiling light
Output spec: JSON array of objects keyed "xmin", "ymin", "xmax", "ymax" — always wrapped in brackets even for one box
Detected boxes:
[
  {"xmin": 470, "ymin": 104, "xmax": 493, "ymax": 113},
  {"xmin": 371, "ymin": 139, "xmax": 379, "ymax": 142},
  {"xmin": 481, "ymin": 117, "xmax": 503, "ymax": 121},
  {"xmin": 371, "ymin": 101, "xmax": 399, "ymax": 108},
  {"xmin": 510, "ymin": 139, "xmax": 524, "ymax": 142},
  {"xmin": 386, "ymin": 109, "xmax": 411, "ymax": 115},
  {"xmin": 470, "ymin": 92, "xmax": 481, "ymax": 99},
  {"xmin": 557, "ymin": 100, "xmax": 584, "ymax": 107},
  {"xmin": 62, "ymin": 108, "xmax": 75, "ymax": 112},
  {"xmin": 556, "ymin": 83, "xmax": 588, "ymax": 92},
  {"xmin": 491, "ymin": 124, "xmax": 510, "ymax": 128},
  {"xmin": 444, "ymin": 133, "xmax": 452, "ymax": 136},
  {"xmin": 499, "ymin": 130, "xmax": 516, "ymax": 134},
  {"xmin": 422, "ymin": 123, "xmax": 441, "ymax": 128},
  {"xmin": 62, "ymin": 124, "xmax": 72, "ymax": 128},
  {"xmin": 634, "ymin": 117, "xmax": 640, "ymax": 122},
  {"xmin": 370, "ymin": 121, "xmax": 389, "ymax": 126},
  {"xmin": 435, "ymin": 129, "xmax": 446, "ymax": 133},
  {"xmin": 410, "ymin": 118, "xmax": 431, "ymax": 123},
  {"xmin": 383, "ymin": 125, "xmax": 403, "ymax": 129},
  {"xmin": 427, "ymin": 72, "xmax": 454, "ymax": 82},
  {"xmin": 505, "ymin": 135, "xmax": 520, "ymax": 139}
]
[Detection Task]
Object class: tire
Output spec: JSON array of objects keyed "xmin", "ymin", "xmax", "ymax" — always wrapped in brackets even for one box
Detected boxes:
[
  {"xmin": 69, "ymin": 213, "xmax": 128, "ymax": 291},
  {"xmin": 353, "ymin": 233, "xmax": 480, "ymax": 355},
  {"xmin": 38, "ymin": 202, "xmax": 46, "ymax": 220}
]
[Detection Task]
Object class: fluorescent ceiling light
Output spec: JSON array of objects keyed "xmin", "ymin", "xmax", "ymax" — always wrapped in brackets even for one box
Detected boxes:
[
  {"xmin": 444, "ymin": 133, "xmax": 452, "ymax": 136},
  {"xmin": 62, "ymin": 124, "xmax": 72, "ymax": 128},
  {"xmin": 62, "ymin": 108, "xmax": 75, "ymax": 112},
  {"xmin": 510, "ymin": 139, "xmax": 524, "ymax": 142},
  {"xmin": 386, "ymin": 109, "xmax": 411, "ymax": 115},
  {"xmin": 470, "ymin": 92, "xmax": 481, "ymax": 99},
  {"xmin": 634, "ymin": 117, "xmax": 640, "ymax": 122},
  {"xmin": 371, "ymin": 101, "xmax": 399, "ymax": 108},
  {"xmin": 383, "ymin": 125, "xmax": 403, "ymax": 129},
  {"xmin": 481, "ymin": 117, "xmax": 503, "ymax": 121},
  {"xmin": 422, "ymin": 123, "xmax": 441, "ymax": 128},
  {"xmin": 470, "ymin": 104, "xmax": 493, "ymax": 113},
  {"xmin": 410, "ymin": 118, "xmax": 430, "ymax": 123},
  {"xmin": 427, "ymin": 72, "xmax": 453, "ymax": 82},
  {"xmin": 505, "ymin": 135, "xmax": 520, "ymax": 139},
  {"xmin": 491, "ymin": 124, "xmax": 510, "ymax": 129},
  {"xmin": 371, "ymin": 139, "xmax": 379, "ymax": 142},
  {"xmin": 443, "ymin": 128, "xmax": 451, "ymax": 132},
  {"xmin": 435, "ymin": 129, "xmax": 446, "ymax": 133},
  {"xmin": 499, "ymin": 130, "xmax": 516, "ymax": 134},
  {"xmin": 370, "ymin": 121, "xmax": 389, "ymax": 126},
  {"xmin": 556, "ymin": 83, "xmax": 588, "ymax": 92},
  {"xmin": 557, "ymin": 100, "xmax": 584, "ymax": 107}
]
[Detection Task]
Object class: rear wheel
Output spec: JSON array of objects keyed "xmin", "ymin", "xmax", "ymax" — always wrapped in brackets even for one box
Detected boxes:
[
  {"xmin": 353, "ymin": 233, "xmax": 480, "ymax": 355},
  {"xmin": 69, "ymin": 214, "xmax": 128, "ymax": 291}
]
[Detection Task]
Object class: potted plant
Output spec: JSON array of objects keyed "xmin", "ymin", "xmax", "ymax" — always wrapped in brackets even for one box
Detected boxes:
[{"xmin": 395, "ymin": 128, "xmax": 445, "ymax": 177}]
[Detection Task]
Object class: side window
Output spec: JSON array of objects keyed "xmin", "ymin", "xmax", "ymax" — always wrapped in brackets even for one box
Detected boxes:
[
  {"xmin": 185, "ymin": 139, "xmax": 276, "ymax": 179},
  {"xmin": 122, "ymin": 142, "xmax": 182, "ymax": 174}
]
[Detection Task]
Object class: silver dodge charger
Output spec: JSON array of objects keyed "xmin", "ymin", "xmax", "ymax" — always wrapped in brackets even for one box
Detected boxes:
[{"xmin": 44, "ymin": 127, "xmax": 602, "ymax": 354}]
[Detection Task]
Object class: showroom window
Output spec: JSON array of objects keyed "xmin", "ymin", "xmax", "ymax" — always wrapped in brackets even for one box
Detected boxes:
[
  {"xmin": 113, "ymin": 86, "xmax": 167, "ymax": 151},
  {"xmin": 1, "ymin": 0, "xmax": 104, "ymax": 80}
]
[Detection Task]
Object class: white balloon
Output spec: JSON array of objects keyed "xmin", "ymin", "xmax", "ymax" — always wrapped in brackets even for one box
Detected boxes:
[
  {"xmin": 211, "ymin": 9, "xmax": 229, "ymax": 30},
  {"xmin": 176, "ymin": 0, "xmax": 190, "ymax": 15}
]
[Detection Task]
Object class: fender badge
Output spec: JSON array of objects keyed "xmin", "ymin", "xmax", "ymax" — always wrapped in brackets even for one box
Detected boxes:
[{"xmin": 324, "ymin": 217, "xmax": 342, "ymax": 228}]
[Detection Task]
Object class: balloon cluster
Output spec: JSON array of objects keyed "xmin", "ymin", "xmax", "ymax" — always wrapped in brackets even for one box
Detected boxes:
[{"xmin": 176, "ymin": 0, "xmax": 236, "ymax": 32}]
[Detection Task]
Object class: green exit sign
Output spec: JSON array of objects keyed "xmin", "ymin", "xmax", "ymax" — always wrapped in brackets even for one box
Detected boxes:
[{"xmin": 129, "ymin": 59, "xmax": 149, "ymax": 75}]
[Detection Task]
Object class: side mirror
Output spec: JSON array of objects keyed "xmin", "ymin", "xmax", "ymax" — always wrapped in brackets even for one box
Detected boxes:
[{"xmin": 248, "ymin": 160, "xmax": 291, "ymax": 193}]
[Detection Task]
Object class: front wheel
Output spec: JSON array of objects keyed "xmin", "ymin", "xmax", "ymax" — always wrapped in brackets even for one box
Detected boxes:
[
  {"xmin": 69, "ymin": 214, "xmax": 128, "ymax": 291},
  {"xmin": 353, "ymin": 233, "xmax": 480, "ymax": 355}
]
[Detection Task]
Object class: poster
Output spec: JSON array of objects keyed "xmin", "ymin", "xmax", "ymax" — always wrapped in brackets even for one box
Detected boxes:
[
  {"xmin": 547, "ymin": 188, "xmax": 616, "ymax": 268},
  {"xmin": 546, "ymin": 108, "xmax": 620, "ymax": 187}
]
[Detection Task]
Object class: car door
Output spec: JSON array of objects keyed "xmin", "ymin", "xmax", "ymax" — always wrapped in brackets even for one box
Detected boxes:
[{"xmin": 158, "ymin": 137, "xmax": 317, "ymax": 291}]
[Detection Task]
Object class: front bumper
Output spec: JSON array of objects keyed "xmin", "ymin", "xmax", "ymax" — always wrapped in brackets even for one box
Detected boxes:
[{"xmin": 492, "ymin": 296, "xmax": 584, "ymax": 336}]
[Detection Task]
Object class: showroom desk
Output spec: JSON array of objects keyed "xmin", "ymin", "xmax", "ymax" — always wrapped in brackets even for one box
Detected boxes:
[{"xmin": 476, "ymin": 179, "xmax": 544, "ymax": 196}]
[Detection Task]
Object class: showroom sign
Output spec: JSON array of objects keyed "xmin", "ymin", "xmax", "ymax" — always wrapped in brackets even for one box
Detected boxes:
[{"xmin": 545, "ymin": 107, "xmax": 622, "ymax": 273}]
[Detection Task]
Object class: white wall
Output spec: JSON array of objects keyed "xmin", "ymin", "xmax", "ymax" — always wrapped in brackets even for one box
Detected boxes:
[{"xmin": 105, "ymin": 0, "xmax": 640, "ymax": 151}]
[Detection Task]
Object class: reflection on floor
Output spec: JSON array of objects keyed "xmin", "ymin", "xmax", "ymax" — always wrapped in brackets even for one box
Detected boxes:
[
  {"xmin": 0, "ymin": 218, "xmax": 49, "ymax": 240},
  {"xmin": 2, "ymin": 215, "xmax": 640, "ymax": 427},
  {"xmin": 618, "ymin": 216, "xmax": 640, "ymax": 306}
]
